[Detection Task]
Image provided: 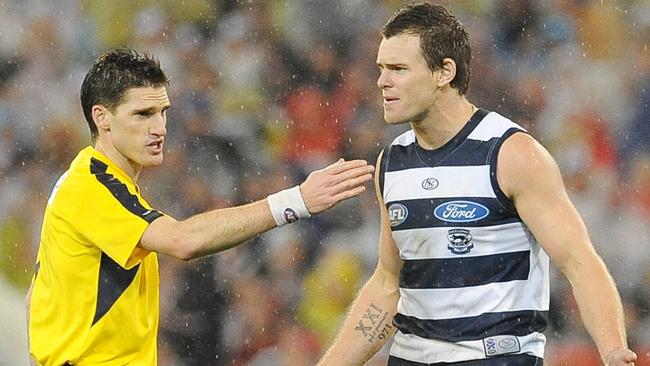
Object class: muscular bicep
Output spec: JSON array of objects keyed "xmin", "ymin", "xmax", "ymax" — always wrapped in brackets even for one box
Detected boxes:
[
  {"xmin": 139, "ymin": 215, "xmax": 186, "ymax": 259},
  {"xmin": 498, "ymin": 133, "xmax": 597, "ymax": 276}
]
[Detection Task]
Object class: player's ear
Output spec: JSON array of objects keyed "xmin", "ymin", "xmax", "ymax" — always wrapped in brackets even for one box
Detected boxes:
[
  {"xmin": 436, "ymin": 57, "xmax": 457, "ymax": 88},
  {"xmin": 92, "ymin": 105, "xmax": 111, "ymax": 133}
]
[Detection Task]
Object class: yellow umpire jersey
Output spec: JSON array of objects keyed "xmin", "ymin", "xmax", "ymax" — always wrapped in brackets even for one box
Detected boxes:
[{"xmin": 29, "ymin": 146, "xmax": 164, "ymax": 366}]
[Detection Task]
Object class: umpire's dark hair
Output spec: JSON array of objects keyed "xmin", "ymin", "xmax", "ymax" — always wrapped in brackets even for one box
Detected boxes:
[
  {"xmin": 381, "ymin": 3, "xmax": 471, "ymax": 95},
  {"xmin": 80, "ymin": 48, "xmax": 169, "ymax": 143}
]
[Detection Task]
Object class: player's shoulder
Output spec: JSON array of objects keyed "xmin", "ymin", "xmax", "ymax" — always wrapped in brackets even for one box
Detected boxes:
[
  {"xmin": 52, "ymin": 147, "xmax": 122, "ymax": 204},
  {"xmin": 469, "ymin": 110, "xmax": 527, "ymax": 142},
  {"xmin": 498, "ymin": 129, "xmax": 559, "ymax": 189},
  {"xmin": 66, "ymin": 149, "xmax": 106, "ymax": 187},
  {"xmin": 488, "ymin": 111, "xmax": 546, "ymax": 162},
  {"xmin": 389, "ymin": 129, "xmax": 416, "ymax": 147},
  {"xmin": 380, "ymin": 130, "xmax": 415, "ymax": 171},
  {"xmin": 500, "ymin": 132, "xmax": 544, "ymax": 157}
]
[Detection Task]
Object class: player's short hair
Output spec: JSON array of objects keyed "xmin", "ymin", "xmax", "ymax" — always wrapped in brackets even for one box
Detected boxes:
[
  {"xmin": 80, "ymin": 48, "xmax": 169, "ymax": 142},
  {"xmin": 381, "ymin": 3, "xmax": 471, "ymax": 95}
]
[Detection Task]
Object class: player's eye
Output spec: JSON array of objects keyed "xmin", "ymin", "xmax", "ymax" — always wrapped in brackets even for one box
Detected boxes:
[{"xmin": 135, "ymin": 111, "xmax": 151, "ymax": 118}]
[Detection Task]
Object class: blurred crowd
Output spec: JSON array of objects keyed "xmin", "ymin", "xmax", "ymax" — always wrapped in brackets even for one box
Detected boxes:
[{"xmin": 0, "ymin": 0, "xmax": 649, "ymax": 365}]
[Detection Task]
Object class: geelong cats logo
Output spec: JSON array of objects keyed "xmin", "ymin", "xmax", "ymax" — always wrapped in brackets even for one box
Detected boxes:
[{"xmin": 447, "ymin": 229, "xmax": 474, "ymax": 254}]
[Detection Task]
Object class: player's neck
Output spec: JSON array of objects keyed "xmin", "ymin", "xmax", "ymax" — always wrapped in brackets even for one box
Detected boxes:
[
  {"xmin": 94, "ymin": 140, "xmax": 142, "ymax": 183},
  {"xmin": 411, "ymin": 91, "xmax": 475, "ymax": 150}
]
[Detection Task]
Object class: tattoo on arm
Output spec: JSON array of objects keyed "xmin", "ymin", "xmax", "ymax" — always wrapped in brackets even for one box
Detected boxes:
[{"xmin": 354, "ymin": 303, "xmax": 394, "ymax": 343}]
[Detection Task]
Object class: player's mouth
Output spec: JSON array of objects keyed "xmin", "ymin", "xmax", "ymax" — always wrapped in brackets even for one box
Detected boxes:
[
  {"xmin": 383, "ymin": 96, "xmax": 399, "ymax": 104},
  {"xmin": 146, "ymin": 140, "xmax": 164, "ymax": 154}
]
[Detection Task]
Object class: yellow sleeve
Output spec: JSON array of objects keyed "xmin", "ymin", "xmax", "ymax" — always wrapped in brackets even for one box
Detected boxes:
[{"xmin": 72, "ymin": 173, "xmax": 162, "ymax": 269}]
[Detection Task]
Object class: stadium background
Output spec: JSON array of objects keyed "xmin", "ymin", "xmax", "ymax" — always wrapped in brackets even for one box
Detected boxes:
[{"xmin": 0, "ymin": 0, "xmax": 649, "ymax": 365}]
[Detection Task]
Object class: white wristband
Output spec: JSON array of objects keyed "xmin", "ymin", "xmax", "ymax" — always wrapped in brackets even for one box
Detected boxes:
[{"xmin": 266, "ymin": 185, "xmax": 311, "ymax": 226}]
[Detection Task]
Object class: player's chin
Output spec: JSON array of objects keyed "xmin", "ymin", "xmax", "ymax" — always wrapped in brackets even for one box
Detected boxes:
[
  {"xmin": 383, "ymin": 113, "xmax": 409, "ymax": 125},
  {"xmin": 142, "ymin": 154, "xmax": 164, "ymax": 167}
]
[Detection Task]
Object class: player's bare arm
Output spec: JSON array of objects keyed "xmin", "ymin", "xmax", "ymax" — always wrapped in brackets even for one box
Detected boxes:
[
  {"xmin": 498, "ymin": 132, "xmax": 637, "ymax": 366},
  {"xmin": 140, "ymin": 159, "xmax": 374, "ymax": 260},
  {"xmin": 318, "ymin": 153, "xmax": 402, "ymax": 366}
]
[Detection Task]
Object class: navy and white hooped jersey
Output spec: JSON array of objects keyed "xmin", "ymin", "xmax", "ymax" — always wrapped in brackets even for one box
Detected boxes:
[{"xmin": 380, "ymin": 109, "xmax": 550, "ymax": 364}]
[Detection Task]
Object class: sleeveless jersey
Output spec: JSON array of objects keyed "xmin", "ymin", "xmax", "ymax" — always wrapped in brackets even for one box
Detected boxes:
[{"xmin": 380, "ymin": 109, "xmax": 550, "ymax": 364}]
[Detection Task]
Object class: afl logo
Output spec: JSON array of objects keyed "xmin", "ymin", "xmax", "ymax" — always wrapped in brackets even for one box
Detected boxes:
[
  {"xmin": 283, "ymin": 208, "xmax": 300, "ymax": 224},
  {"xmin": 421, "ymin": 177, "xmax": 439, "ymax": 190},
  {"xmin": 388, "ymin": 203, "xmax": 408, "ymax": 227},
  {"xmin": 434, "ymin": 201, "xmax": 489, "ymax": 222}
]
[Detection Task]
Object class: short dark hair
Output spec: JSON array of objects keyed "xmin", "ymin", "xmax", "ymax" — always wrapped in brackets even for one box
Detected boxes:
[
  {"xmin": 80, "ymin": 48, "xmax": 169, "ymax": 142},
  {"xmin": 381, "ymin": 3, "xmax": 471, "ymax": 95}
]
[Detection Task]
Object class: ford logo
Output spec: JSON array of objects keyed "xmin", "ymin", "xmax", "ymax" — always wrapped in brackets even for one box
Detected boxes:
[{"xmin": 434, "ymin": 201, "xmax": 489, "ymax": 222}]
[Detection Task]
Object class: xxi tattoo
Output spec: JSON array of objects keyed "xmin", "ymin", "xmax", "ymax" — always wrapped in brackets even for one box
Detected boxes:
[{"xmin": 354, "ymin": 303, "xmax": 393, "ymax": 343}]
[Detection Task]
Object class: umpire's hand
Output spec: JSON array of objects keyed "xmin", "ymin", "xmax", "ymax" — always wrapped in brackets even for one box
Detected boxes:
[{"xmin": 300, "ymin": 158, "xmax": 375, "ymax": 214}]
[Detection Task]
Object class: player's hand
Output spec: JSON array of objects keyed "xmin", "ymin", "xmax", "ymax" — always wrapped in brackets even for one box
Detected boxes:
[
  {"xmin": 299, "ymin": 158, "xmax": 374, "ymax": 214},
  {"xmin": 604, "ymin": 347, "xmax": 637, "ymax": 366}
]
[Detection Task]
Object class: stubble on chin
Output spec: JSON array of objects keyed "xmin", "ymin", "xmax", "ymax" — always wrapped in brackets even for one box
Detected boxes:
[
  {"xmin": 383, "ymin": 113, "xmax": 410, "ymax": 125},
  {"xmin": 149, "ymin": 156, "xmax": 164, "ymax": 167}
]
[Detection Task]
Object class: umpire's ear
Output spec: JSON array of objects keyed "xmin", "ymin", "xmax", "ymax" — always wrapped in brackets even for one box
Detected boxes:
[{"xmin": 92, "ymin": 105, "xmax": 111, "ymax": 133}]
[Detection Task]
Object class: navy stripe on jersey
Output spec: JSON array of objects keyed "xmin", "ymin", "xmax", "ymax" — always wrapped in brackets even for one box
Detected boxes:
[
  {"xmin": 386, "ymin": 139, "xmax": 495, "ymax": 172},
  {"xmin": 393, "ymin": 310, "xmax": 548, "ymax": 343},
  {"xmin": 387, "ymin": 197, "xmax": 520, "ymax": 231},
  {"xmin": 488, "ymin": 128, "xmax": 525, "ymax": 214},
  {"xmin": 387, "ymin": 354, "xmax": 543, "ymax": 366},
  {"xmin": 384, "ymin": 109, "xmax": 489, "ymax": 173},
  {"xmin": 90, "ymin": 158, "xmax": 162, "ymax": 223},
  {"xmin": 399, "ymin": 251, "xmax": 530, "ymax": 289},
  {"xmin": 93, "ymin": 252, "xmax": 140, "ymax": 325}
]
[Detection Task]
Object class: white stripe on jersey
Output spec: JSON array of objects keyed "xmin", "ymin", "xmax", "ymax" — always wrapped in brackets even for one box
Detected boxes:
[
  {"xmin": 383, "ymin": 165, "xmax": 495, "ymax": 201},
  {"xmin": 392, "ymin": 129, "xmax": 416, "ymax": 146},
  {"xmin": 397, "ymin": 278, "xmax": 548, "ymax": 321},
  {"xmin": 393, "ymin": 222, "xmax": 532, "ymax": 259},
  {"xmin": 390, "ymin": 331, "xmax": 546, "ymax": 364},
  {"xmin": 467, "ymin": 112, "xmax": 526, "ymax": 141}
]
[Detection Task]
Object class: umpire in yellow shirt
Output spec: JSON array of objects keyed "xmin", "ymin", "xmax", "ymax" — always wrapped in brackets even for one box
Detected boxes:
[{"xmin": 26, "ymin": 48, "xmax": 375, "ymax": 366}]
